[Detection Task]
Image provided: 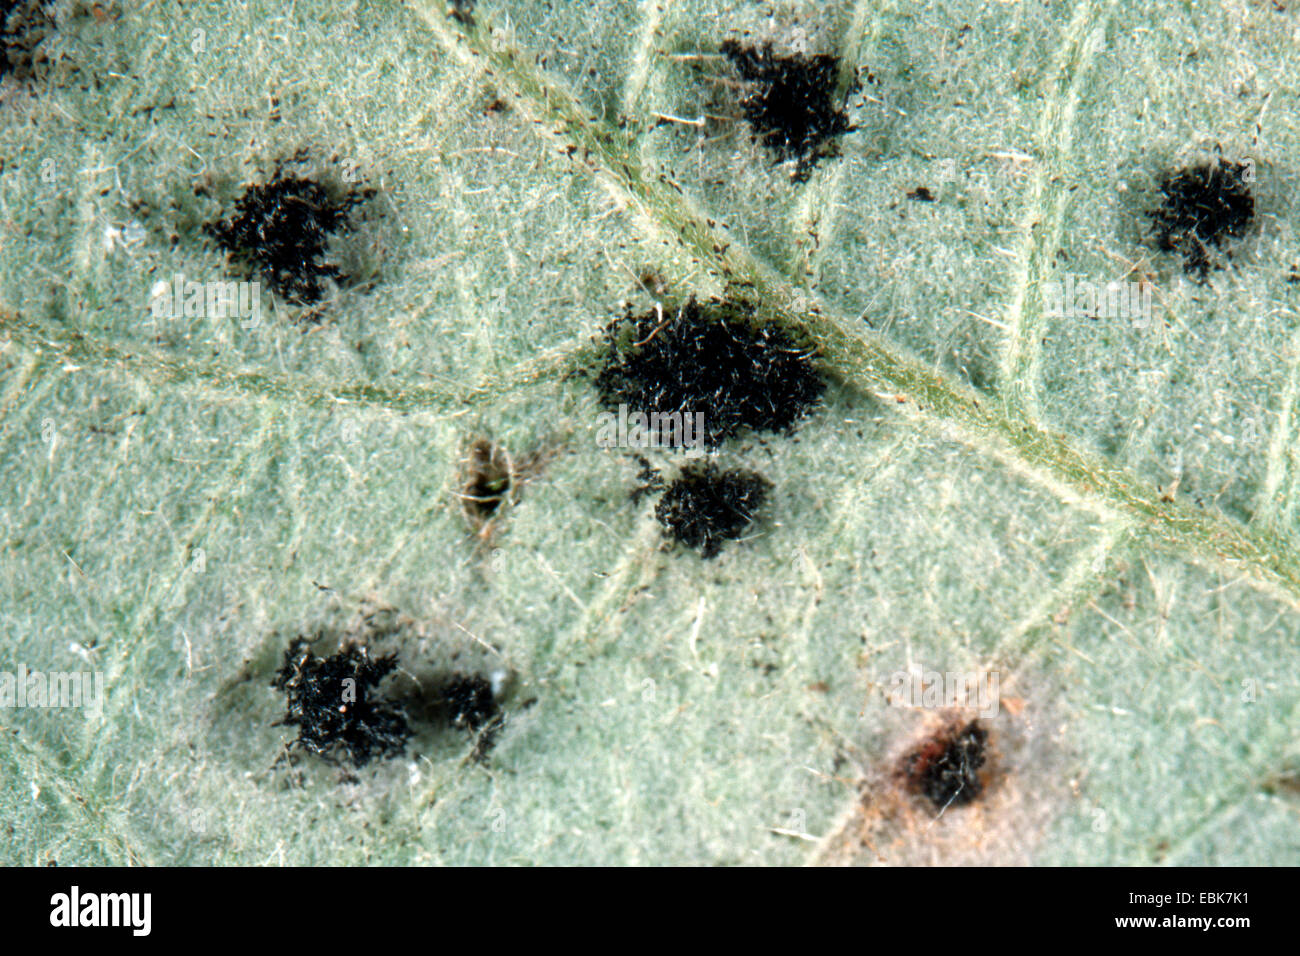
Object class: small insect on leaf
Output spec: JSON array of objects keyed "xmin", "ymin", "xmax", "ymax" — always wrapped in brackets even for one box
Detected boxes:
[
  {"xmin": 461, "ymin": 438, "xmax": 512, "ymax": 524},
  {"xmin": 440, "ymin": 674, "xmax": 498, "ymax": 731}
]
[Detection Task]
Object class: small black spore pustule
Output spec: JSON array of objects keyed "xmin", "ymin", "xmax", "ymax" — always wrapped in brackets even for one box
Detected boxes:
[
  {"xmin": 595, "ymin": 297, "xmax": 826, "ymax": 448},
  {"xmin": 654, "ymin": 461, "xmax": 770, "ymax": 558},
  {"xmin": 205, "ymin": 158, "xmax": 374, "ymax": 311},
  {"xmin": 909, "ymin": 721, "xmax": 988, "ymax": 811},
  {"xmin": 720, "ymin": 39, "xmax": 858, "ymax": 182},
  {"xmin": 440, "ymin": 674, "xmax": 498, "ymax": 730},
  {"xmin": 272, "ymin": 638, "xmax": 411, "ymax": 768},
  {"xmin": 1149, "ymin": 160, "xmax": 1255, "ymax": 281}
]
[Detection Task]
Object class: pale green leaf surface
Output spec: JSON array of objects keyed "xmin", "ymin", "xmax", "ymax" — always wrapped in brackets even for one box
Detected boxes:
[{"xmin": 0, "ymin": 0, "xmax": 1297, "ymax": 865}]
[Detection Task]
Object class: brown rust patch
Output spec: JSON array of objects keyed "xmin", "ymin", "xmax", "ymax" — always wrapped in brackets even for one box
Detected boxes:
[{"xmin": 811, "ymin": 672, "xmax": 1075, "ymax": 866}]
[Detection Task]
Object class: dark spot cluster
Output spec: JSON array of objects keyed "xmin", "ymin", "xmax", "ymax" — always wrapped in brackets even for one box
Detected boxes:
[
  {"xmin": 594, "ymin": 297, "xmax": 826, "ymax": 449},
  {"xmin": 0, "ymin": 0, "xmax": 56, "ymax": 80},
  {"xmin": 204, "ymin": 155, "xmax": 374, "ymax": 312},
  {"xmin": 1149, "ymin": 159, "xmax": 1255, "ymax": 281},
  {"xmin": 653, "ymin": 461, "xmax": 771, "ymax": 558},
  {"xmin": 272, "ymin": 637, "xmax": 411, "ymax": 768},
  {"xmin": 447, "ymin": 0, "xmax": 475, "ymax": 26},
  {"xmin": 272, "ymin": 637, "xmax": 505, "ymax": 769},
  {"xmin": 720, "ymin": 39, "xmax": 858, "ymax": 182},
  {"xmin": 903, "ymin": 721, "xmax": 989, "ymax": 811}
]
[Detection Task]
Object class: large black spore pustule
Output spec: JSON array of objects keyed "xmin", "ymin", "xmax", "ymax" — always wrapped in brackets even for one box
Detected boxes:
[
  {"xmin": 272, "ymin": 637, "xmax": 412, "ymax": 768},
  {"xmin": 595, "ymin": 297, "xmax": 826, "ymax": 449}
]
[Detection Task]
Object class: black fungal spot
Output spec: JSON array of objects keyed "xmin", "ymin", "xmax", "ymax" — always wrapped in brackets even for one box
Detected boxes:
[
  {"xmin": 904, "ymin": 720, "xmax": 988, "ymax": 811},
  {"xmin": 458, "ymin": 437, "xmax": 557, "ymax": 542},
  {"xmin": 440, "ymin": 674, "xmax": 498, "ymax": 730},
  {"xmin": 1148, "ymin": 159, "xmax": 1255, "ymax": 281},
  {"xmin": 594, "ymin": 297, "xmax": 826, "ymax": 448},
  {"xmin": 0, "ymin": 0, "xmax": 56, "ymax": 80},
  {"xmin": 654, "ymin": 461, "xmax": 770, "ymax": 558},
  {"xmin": 204, "ymin": 154, "xmax": 374, "ymax": 314},
  {"xmin": 719, "ymin": 39, "xmax": 858, "ymax": 182},
  {"xmin": 906, "ymin": 186, "xmax": 936, "ymax": 202},
  {"xmin": 271, "ymin": 630, "xmax": 511, "ymax": 768},
  {"xmin": 272, "ymin": 638, "xmax": 411, "ymax": 768}
]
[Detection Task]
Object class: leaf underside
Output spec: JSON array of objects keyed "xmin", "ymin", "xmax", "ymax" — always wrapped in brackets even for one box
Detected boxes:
[{"xmin": 1, "ymin": 0, "xmax": 1298, "ymax": 865}]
